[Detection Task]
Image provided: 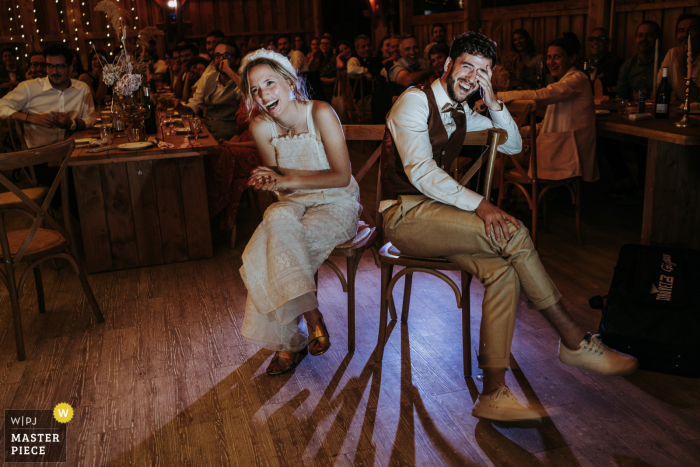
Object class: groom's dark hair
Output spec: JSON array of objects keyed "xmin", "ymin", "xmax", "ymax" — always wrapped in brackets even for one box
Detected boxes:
[{"xmin": 449, "ymin": 31, "xmax": 498, "ymax": 66}]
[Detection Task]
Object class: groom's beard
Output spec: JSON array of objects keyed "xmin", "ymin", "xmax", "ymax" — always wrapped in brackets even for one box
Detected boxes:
[{"xmin": 446, "ymin": 68, "xmax": 477, "ymax": 104}]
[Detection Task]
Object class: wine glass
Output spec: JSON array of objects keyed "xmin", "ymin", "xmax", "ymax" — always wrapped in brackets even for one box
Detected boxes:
[{"xmin": 189, "ymin": 117, "xmax": 202, "ymax": 146}]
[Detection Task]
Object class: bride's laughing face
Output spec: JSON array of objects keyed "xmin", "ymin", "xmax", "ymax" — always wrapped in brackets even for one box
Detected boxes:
[{"xmin": 248, "ymin": 63, "xmax": 294, "ymax": 118}]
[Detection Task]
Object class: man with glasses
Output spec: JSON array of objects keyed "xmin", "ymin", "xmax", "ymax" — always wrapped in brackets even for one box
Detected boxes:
[
  {"xmin": 277, "ymin": 34, "xmax": 308, "ymax": 73},
  {"xmin": 657, "ymin": 13, "xmax": 700, "ymax": 102},
  {"xmin": 585, "ymin": 27, "xmax": 622, "ymax": 96},
  {"xmin": 25, "ymin": 52, "xmax": 48, "ymax": 80},
  {"xmin": 173, "ymin": 39, "xmax": 242, "ymax": 141},
  {"xmin": 0, "ymin": 43, "xmax": 95, "ymax": 149},
  {"xmin": 0, "ymin": 48, "xmax": 25, "ymax": 97}
]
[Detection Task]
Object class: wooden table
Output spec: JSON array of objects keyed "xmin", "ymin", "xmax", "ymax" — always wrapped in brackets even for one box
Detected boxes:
[
  {"xmin": 596, "ymin": 108, "xmax": 700, "ymax": 249},
  {"xmin": 68, "ymin": 127, "xmax": 219, "ymax": 273}
]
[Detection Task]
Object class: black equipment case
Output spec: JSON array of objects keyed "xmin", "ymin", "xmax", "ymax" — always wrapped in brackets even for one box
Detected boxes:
[{"xmin": 597, "ymin": 244, "xmax": 700, "ymax": 377}]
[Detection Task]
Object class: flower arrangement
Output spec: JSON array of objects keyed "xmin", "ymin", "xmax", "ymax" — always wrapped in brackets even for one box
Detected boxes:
[{"xmin": 93, "ymin": 0, "xmax": 144, "ymax": 97}]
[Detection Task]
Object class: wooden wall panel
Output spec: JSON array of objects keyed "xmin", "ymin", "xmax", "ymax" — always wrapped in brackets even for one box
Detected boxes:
[{"xmin": 416, "ymin": 0, "xmax": 697, "ymax": 66}]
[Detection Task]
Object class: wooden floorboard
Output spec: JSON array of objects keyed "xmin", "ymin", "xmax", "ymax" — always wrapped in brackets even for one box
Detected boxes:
[{"xmin": 0, "ymin": 142, "xmax": 698, "ymax": 466}]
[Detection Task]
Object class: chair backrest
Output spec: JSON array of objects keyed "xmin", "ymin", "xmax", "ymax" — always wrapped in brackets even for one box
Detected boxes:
[
  {"xmin": 0, "ymin": 139, "xmax": 75, "ymax": 264},
  {"xmin": 502, "ymin": 100, "xmax": 537, "ymax": 181}
]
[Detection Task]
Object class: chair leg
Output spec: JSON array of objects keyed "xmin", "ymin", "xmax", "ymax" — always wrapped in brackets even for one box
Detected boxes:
[
  {"xmin": 375, "ymin": 262, "xmax": 393, "ymax": 362},
  {"xmin": 461, "ymin": 271, "xmax": 473, "ymax": 378},
  {"xmin": 75, "ymin": 262, "xmax": 105, "ymax": 323},
  {"xmin": 575, "ymin": 179, "xmax": 583, "ymax": 245},
  {"xmin": 531, "ymin": 182, "xmax": 538, "ymax": 249},
  {"xmin": 346, "ymin": 255, "xmax": 360, "ymax": 353},
  {"xmin": 5, "ymin": 262, "xmax": 25, "ymax": 361},
  {"xmin": 400, "ymin": 273, "xmax": 413, "ymax": 323},
  {"xmin": 252, "ymin": 190, "xmax": 262, "ymax": 219},
  {"xmin": 33, "ymin": 267, "xmax": 46, "ymax": 314}
]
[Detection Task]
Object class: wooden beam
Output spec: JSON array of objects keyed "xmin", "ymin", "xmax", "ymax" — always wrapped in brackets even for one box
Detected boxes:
[
  {"xmin": 588, "ymin": 0, "xmax": 611, "ymax": 33},
  {"xmin": 399, "ymin": 0, "xmax": 413, "ymax": 35},
  {"xmin": 312, "ymin": 0, "xmax": 322, "ymax": 39},
  {"xmin": 465, "ymin": 0, "xmax": 479, "ymax": 33}
]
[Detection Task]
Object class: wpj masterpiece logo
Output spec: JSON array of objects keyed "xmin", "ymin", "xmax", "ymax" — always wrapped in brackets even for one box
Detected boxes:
[{"xmin": 4, "ymin": 404, "xmax": 73, "ymax": 463}]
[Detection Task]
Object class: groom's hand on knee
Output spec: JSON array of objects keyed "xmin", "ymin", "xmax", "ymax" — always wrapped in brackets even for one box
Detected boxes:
[{"xmin": 475, "ymin": 199, "xmax": 521, "ymax": 242}]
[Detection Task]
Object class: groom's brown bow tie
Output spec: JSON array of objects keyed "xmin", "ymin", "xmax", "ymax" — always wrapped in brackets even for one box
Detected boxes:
[{"xmin": 443, "ymin": 103, "xmax": 466, "ymax": 128}]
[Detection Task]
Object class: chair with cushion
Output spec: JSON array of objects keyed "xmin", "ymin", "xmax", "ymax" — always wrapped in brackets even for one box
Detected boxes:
[
  {"xmin": 373, "ymin": 128, "xmax": 508, "ymax": 379},
  {"xmin": 0, "ymin": 139, "xmax": 105, "ymax": 361}
]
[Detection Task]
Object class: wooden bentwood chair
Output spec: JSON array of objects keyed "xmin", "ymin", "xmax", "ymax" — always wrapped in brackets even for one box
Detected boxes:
[
  {"xmin": 374, "ymin": 128, "xmax": 509, "ymax": 379},
  {"xmin": 0, "ymin": 140, "xmax": 105, "ymax": 361},
  {"xmin": 497, "ymin": 100, "xmax": 583, "ymax": 247},
  {"xmin": 314, "ymin": 125, "xmax": 384, "ymax": 353}
]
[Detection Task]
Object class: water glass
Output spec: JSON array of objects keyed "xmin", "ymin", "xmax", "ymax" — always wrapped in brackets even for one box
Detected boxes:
[
  {"xmin": 126, "ymin": 126, "xmax": 143, "ymax": 143},
  {"xmin": 101, "ymin": 111, "xmax": 113, "ymax": 124},
  {"xmin": 99, "ymin": 126, "xmax": 110, "ymax": 145},
  {"xmin": 189, "ymin": 117, "xmax": 202, "ymax": 146},
  {"xmin": 616, "ymin": 99, "xmax": 630, "ymax": 114}
]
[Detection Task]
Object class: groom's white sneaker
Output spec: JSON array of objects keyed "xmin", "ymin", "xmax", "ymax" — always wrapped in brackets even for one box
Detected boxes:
[
  {"xmin": 559, "ymin": 333, "xmax": 638, "ymax": 376},
  {"xmin": 472, "ymin": 385, "xmax": 542, "ymax": 422}
]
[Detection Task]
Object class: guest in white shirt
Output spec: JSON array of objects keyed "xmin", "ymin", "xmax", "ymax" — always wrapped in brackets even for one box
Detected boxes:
[
  {"xmin": 381, "ymin": 31, "xmax": 636, "ymax": 424},
  {"xmin": 0, "ymin": 43, "xmax": 95, "ymax": 149},
  {"xmin": 656, "ymin": 13, "xmax": 700, "ymax": 102},
  {"xmin": 201, "ymin": 29, "xmax": 225, "ymax": 76},
  {"xmin": 277, "ymin": 34, "xmax": 308, "ymax": 73},
  {"xmin": 389, "ymin": 35, "xmax": 432, "ymax": 89}
]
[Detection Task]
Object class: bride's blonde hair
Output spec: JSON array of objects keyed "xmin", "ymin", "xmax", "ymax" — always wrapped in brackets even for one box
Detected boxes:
[{"xmin": 240, "ymin": 57, "xmax": 309, "ymax": 122}]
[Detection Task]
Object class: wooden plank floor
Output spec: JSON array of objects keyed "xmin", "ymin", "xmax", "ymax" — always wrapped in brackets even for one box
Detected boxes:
[{"xmin": 1, "ymin": 144, "xmax": 699, "ymax": 466}]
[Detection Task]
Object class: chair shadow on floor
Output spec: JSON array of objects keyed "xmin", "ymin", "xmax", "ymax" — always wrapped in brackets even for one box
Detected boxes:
[{"xmin": 101, "ymin": 318, "xmax": 582, "ymax": 466}]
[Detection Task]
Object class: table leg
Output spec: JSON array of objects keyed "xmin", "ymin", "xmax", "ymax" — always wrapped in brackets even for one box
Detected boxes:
[{"xmin": 643, "ymin": 140, "xmax": 700, "ymax": 249}]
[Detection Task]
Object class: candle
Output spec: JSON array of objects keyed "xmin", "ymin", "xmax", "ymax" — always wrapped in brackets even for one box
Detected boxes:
[
  {"xmin": 652, "ymin": 38, "xmax": 659, "ymax": 93},
  {"xmin": 689, "ymin": 34, "xmax": 693, "ymax": 80}
]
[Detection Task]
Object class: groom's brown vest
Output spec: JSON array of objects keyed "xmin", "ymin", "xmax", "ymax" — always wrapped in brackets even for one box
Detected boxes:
[{"xmin": 380, "ymin": 83, "xmax": 467, "ymax": 198}]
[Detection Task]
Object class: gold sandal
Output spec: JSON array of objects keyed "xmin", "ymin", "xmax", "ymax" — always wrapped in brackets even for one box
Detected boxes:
[
  {"xmin": 266, "ymin": 347, "xmax": 307, "ymax": 376},
  {"xmin": 308, "ymin": 316, "xmax": 331, "ymax": 356}
]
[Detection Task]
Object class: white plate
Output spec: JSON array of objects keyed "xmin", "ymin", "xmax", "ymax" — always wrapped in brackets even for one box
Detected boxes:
[
  {"xmin": 74, "ymin": 138, "xmax": 93, "ymax": 144},
  {"xmin": 117, "ymin": 142, "xmax": 154, "ymax": 150},
  {"xmin": 595, "ymin": 109, "xmax": 610, "ymax": 115}
]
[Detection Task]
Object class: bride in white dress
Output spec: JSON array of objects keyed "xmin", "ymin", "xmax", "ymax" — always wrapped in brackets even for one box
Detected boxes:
[{"xmin": 238, "ymin": 49, "xmax": 361, "ymax": 375}]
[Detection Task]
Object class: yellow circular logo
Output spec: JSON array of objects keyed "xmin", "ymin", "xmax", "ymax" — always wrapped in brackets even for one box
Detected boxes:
[{"xmin": 53, "ymin": 403, "xmax": 74, "ymax": 423}]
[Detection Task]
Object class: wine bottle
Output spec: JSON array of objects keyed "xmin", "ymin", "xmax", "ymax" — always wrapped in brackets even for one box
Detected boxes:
[
  {"xmin": 143, "ymin": 86, "xmax": 159, "ymax": 134},
  {"xmin": 654, "ymin": 67, "xmax": 670, "ymax": 119}
]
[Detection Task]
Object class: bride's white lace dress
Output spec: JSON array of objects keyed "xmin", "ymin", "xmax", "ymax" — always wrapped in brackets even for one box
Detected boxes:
[{"xmin": 240, "ymin": 101, "xmax": 361, "ymax": 352}]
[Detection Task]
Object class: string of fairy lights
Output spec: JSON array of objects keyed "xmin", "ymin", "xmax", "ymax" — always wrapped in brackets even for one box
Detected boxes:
[{"xmin": 3, "ymin": 0, "xmax": 141, "ymax": 59}]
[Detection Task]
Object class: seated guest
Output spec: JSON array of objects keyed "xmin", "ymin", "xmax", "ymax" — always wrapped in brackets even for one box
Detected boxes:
[
  {"xmin": 617, "ymin": 21, "xmax": 662, "ymax": 100},
  {"xmin": 423, "ymin": 23, "xmax": 448, "ymax": 60},
  {"xmin": 384, "ymin": 31, "xmax": 635, "ymax": 422},
  {"xmin": 505, "ymin": 28, "xmax": 543, "ymax": 89},
  {"xmin": 265, "ymin": 40, "xmax": 276, "ymax": 51},
  {"xmin": 426, "ymin": 43, "xmax": 449, "ymax": 84},
  {"xmin": 498, "ymin": 36, "xmax": 599, "ymax": 183},
  {"xmin": 181, "ymin": 57, "xmax": 211, "ymax": 103},
  {"xmin": 377, "ymin": 36, "xmax": 394, "ymax": 73},
  {"xmin": 173, "ymin": 43, "xmax": 199, "ymax": 98},
  {"xmin": 294, "ymin": 34, "xmax": 310, "ymax": 55},
  {"xmin": 0, "ymin": 48, "xmax": 25, "ymax": 97},
  {"xmin": 347, "ymin": 35, "xmax": 383, "ymax": 78},
  {"xmin": 239, "ymin": 49, "xmax": 361, "ymax": 375},
  {"xmin": 69, "ymin": 49, "xmax": 85, "ymax": 81},
  {"xmin": 657, "ymin": 13, "xmax": 699, "ymax": 102},
  {"xmin": 585, "ymin": 27, "xmax": 622, "ymax": 96},
  {"xmin": 307, "ymin": 50, "xmax": 324, "ymax": 72},
  {"xmin": 175, "ymin": 39, "xmax": 242, "ymax": 140},
  {"xmin": 79, "ymin": 49, "xmax": 112, "ymax": 107},
  {"xmin": 335, "ymin": 40, "xmax": 353, "ymax": 71},
  {"xmin": 277, "ymin": 34, "xmax": 308, "ymax": 72},
  {"xmin": 203, "ymin": 29, "xmax": 225, "ymax": 67},
  {"xmin": 0, "ymin": 43, "xmax": 95, "ymax": 149},
  {"xmin": 389, "ymin": 35, "xmax": 432, "ymax": 89},
  {"xmin": 25, "ymin": 52, "xmax": 48, "ymax": 81},
  {"xmin": 318, "ymin": 37, "xmax": 337, "ymax": 101},
  {"xmin": 306, "ymin": 37, "xmax": 320, "ymax": 65},
  {"xmin": 166, "ymin": 48, "xmax": 180, "ymax": 87}
]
